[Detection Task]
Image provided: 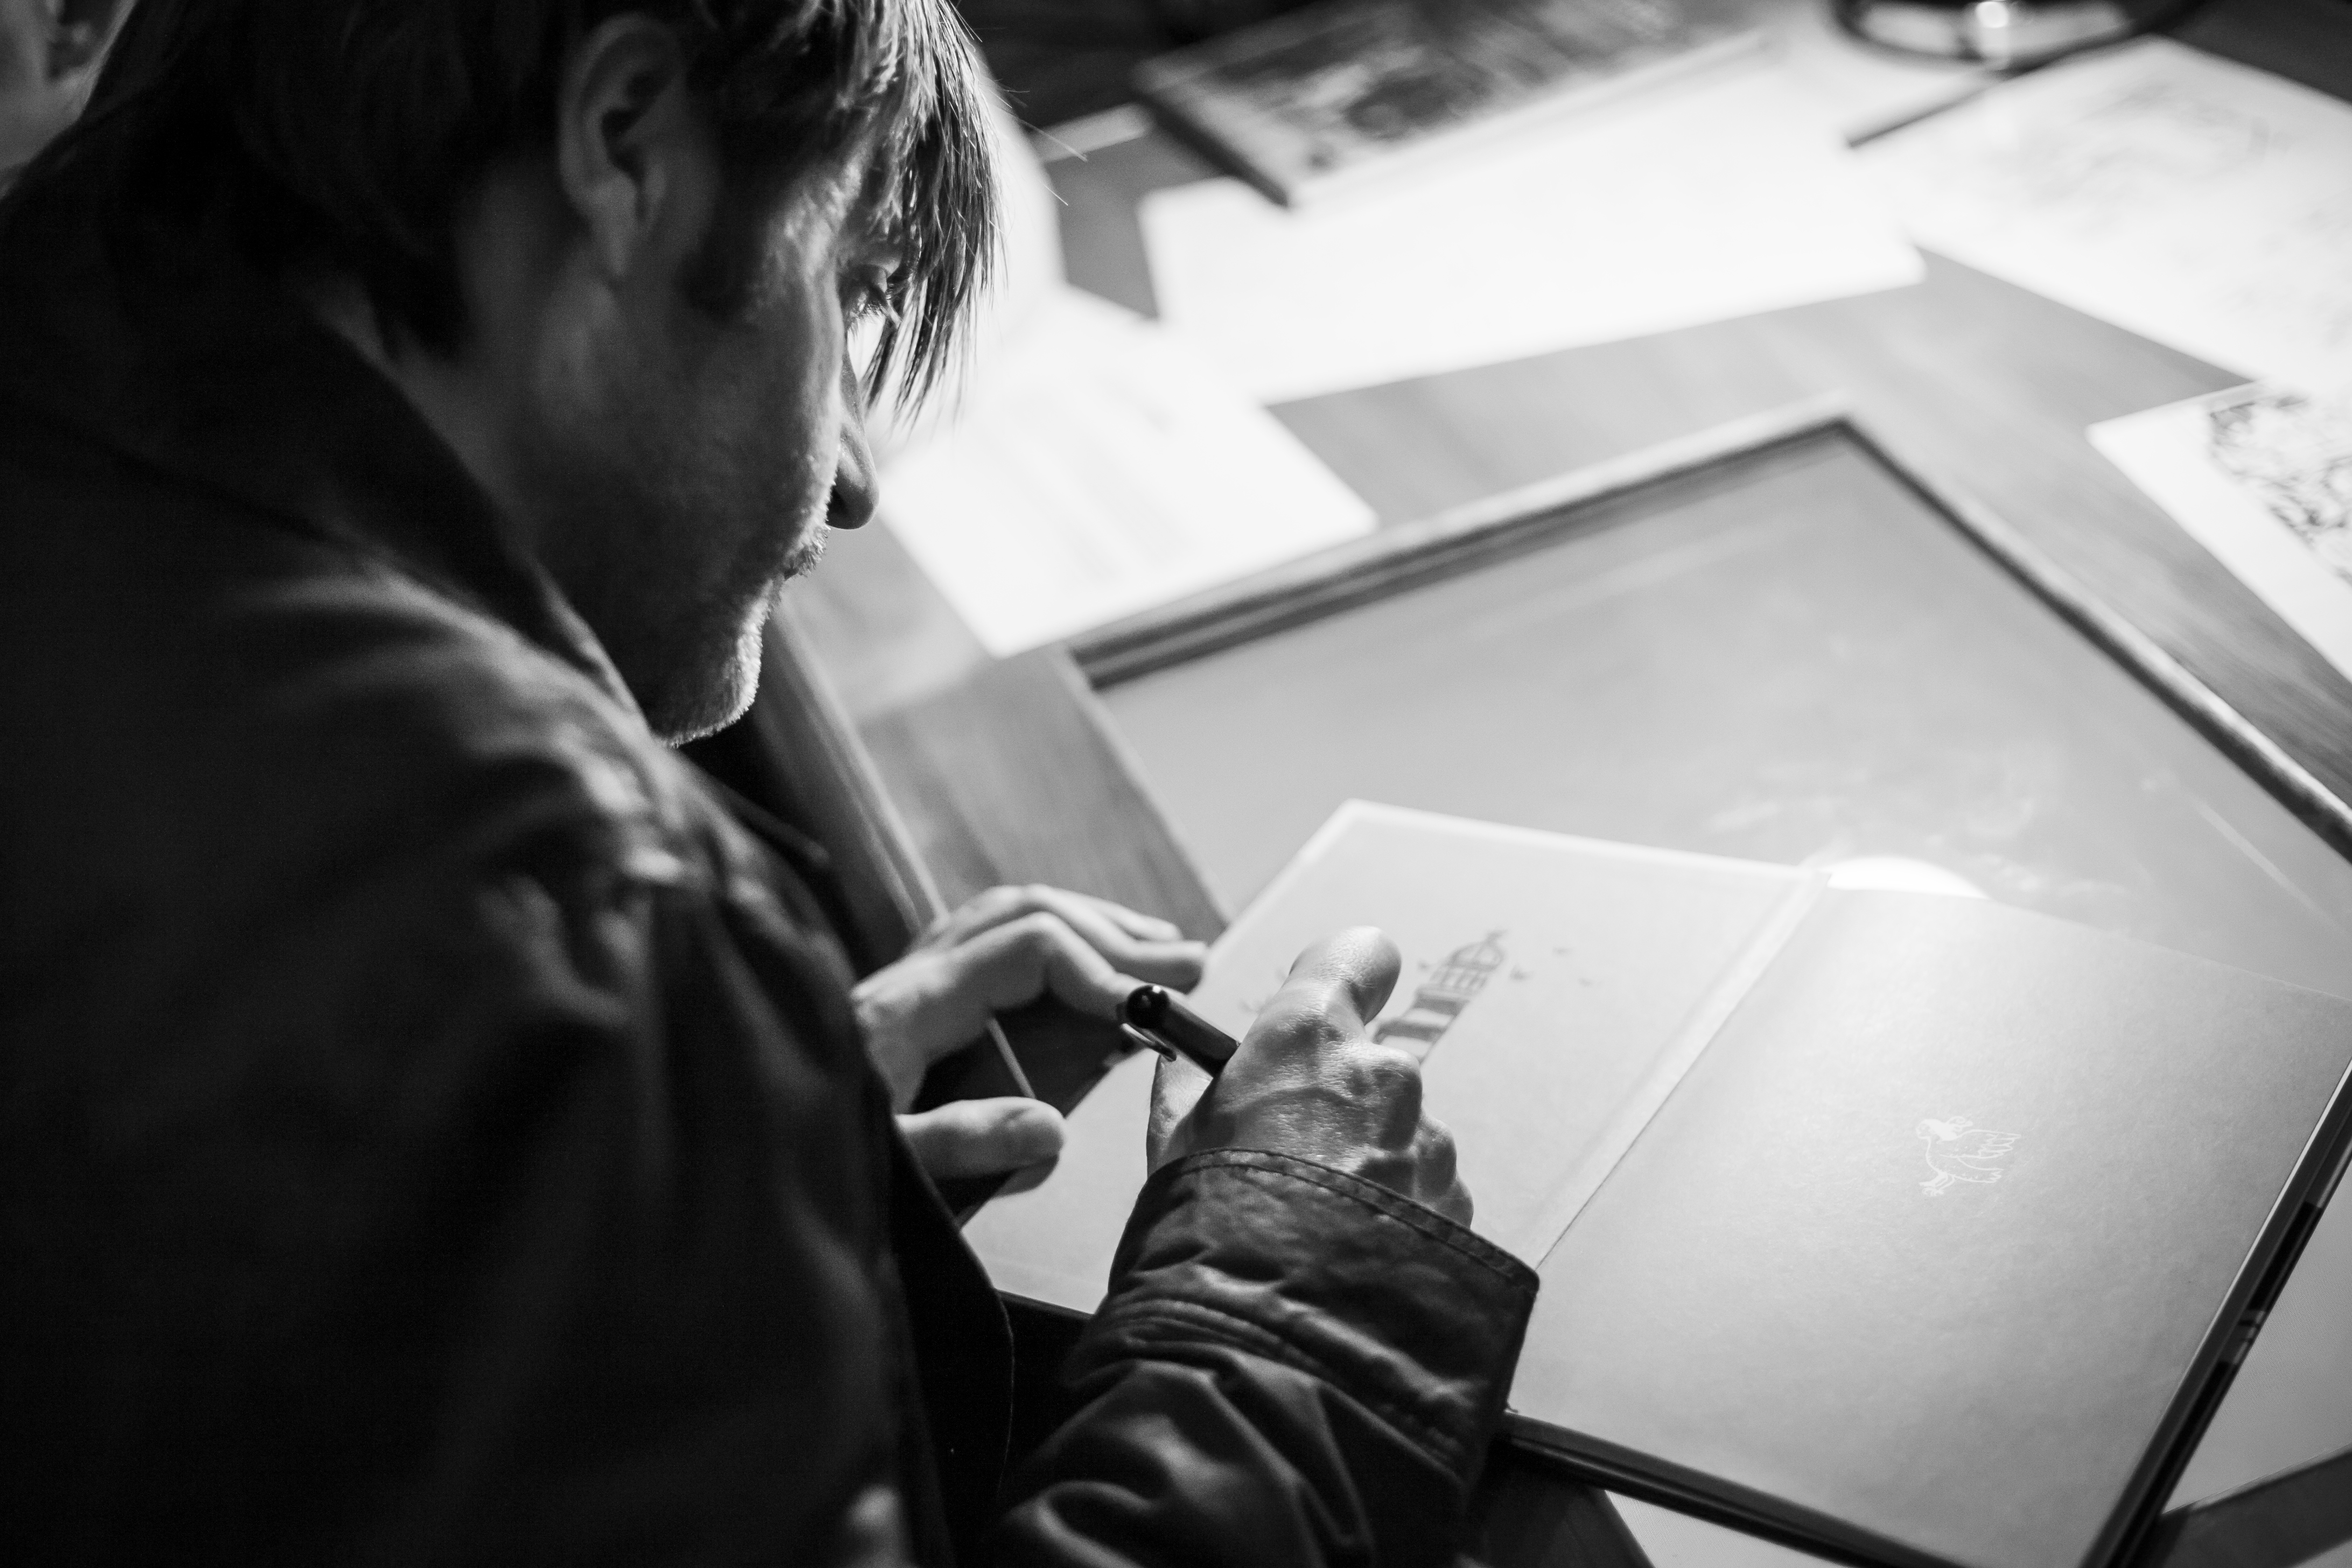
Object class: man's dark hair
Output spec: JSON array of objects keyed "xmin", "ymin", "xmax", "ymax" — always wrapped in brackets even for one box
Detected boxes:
[{"xmin": 36, "ymin": 0, "xmax": 996, "ymax": 401}]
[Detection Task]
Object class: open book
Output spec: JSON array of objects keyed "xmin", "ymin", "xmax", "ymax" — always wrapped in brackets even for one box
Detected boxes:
[{"xmin": 963, "ymin": 802, "xmax": 2352, "ymax": 1568}]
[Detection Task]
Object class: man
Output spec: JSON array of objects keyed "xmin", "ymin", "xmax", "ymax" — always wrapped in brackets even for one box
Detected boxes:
[{"xmin": 0, "ymin": 2, "xmax": 1537, "ymax": 1563}]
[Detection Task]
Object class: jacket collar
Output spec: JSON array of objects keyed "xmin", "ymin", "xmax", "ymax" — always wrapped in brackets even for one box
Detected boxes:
[{"xmin": 0, "ymin": 146, "xmax": 642, "ymax": 720}]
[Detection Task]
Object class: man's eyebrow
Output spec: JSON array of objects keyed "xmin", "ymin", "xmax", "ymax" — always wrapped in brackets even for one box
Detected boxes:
[{"xmin": 840, "ymin": 143, "xmax": 912, "ymax": 260}]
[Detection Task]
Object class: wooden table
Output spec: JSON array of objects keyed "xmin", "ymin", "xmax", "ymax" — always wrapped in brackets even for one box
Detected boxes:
[{"xmin": 778, "ymin": 1, "xmax": 2352, "ymax": 1560}]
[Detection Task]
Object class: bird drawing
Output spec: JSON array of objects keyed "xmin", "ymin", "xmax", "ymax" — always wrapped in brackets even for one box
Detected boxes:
[{"xmin": 1915, "ymin": 1116, "xmax": 2019, "ymax": 1196}]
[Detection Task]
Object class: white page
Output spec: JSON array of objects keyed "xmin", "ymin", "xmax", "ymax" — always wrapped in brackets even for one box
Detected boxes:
[
  {"xmin": 962, "ymin": 802, "xmax": 1810, "ymax": 1308},
  {"xmin": 1139, "ymin": 65, "xmax": 1922, "ymax": 404},
  {"xmin": 1864, "ymin": 38, "xmax": 2352, "ymax": 394},
  {"xmin": 877, "ymin": 288, "xmax": 1375, "ymax": 656},
  {"xmin": 2090, "ymin": 383, "xmax": 2352, "ymax": 686},
  {"xmin": 1615, "ymin": 1496, "xmax": 1842, "ymax": 1568}
]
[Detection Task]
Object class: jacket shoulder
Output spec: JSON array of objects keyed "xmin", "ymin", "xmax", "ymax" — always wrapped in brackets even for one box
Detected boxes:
[{"xmin": 0, "ymin": 418, "xmax": 731, "ymax": 993}]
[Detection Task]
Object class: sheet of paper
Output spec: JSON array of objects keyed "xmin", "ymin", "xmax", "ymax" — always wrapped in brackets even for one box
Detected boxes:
[
  {"xmin": 962, "ymin": 802, "xmax": 1810, "ymax": 1308},
  {"xmin": 1138, "ymin": 65, "xmax": 1923, "ymax": 404},
  {"xmin": 1863, "ymin": 39, "xmax": 2352, "ymax": 394},
  {"xmin": 2090, "ymin": 383, "xmax": 2352, "ymax": 686},
  {"xmin": 877, "ymin": 288, "xmax": 1375, "ymax": 656},
  {"xmin": 1614, "ymin": 1496, "xmax": 1842, "ymax": 1568}
]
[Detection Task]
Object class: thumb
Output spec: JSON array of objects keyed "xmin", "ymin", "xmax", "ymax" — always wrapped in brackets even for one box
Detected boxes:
[{"xmin": 898, "ymin": 1098, "xmax": 1066, "ymax": 1181}]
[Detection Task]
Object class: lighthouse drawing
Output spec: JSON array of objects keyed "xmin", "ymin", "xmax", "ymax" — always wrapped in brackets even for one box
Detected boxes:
[{"xmin": 1373, "ymin": 932, "xmax": 1507, "ymax": 1060}]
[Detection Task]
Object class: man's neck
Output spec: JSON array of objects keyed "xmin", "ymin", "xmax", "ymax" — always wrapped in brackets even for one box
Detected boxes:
[{"xmin": 302, "ymin": 270, "xmax": 541, "ymax": 554}]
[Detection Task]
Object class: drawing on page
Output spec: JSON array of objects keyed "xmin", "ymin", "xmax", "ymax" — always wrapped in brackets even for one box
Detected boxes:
[
  {"xmin": 1372, "ymin": 932, "xmax": 1509, "ymax": 1060},
  {"xmin": 1917, "ymin": 1116, "xmax": 2019, "ymax": 1196},
  {"xmin": 2206, "ymin": 388, "xmax": 2352, "ymax": 585}
]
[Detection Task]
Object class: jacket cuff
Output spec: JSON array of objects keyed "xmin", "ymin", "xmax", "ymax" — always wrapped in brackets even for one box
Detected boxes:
[{"xmin": 1074, "ymin": 1147, "xmax": 1539, "ymax": 1483}]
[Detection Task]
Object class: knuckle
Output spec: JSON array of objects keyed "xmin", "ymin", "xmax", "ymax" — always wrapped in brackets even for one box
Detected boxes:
[
  {"xmin": 1350, "ymin": 1043, "xmax": 1425, "ymax": 1100},
  {"xmin": 1012, "ymin": 909, "xmax": 1073, "ymax": 949},
  {"xmin": 1254, "ymin": 993, "xmax": 1342, "ymax": 1045},
  {"xmin": 1420, "ymin": 1116, "xmax": 1458, "ymax": 1161}
]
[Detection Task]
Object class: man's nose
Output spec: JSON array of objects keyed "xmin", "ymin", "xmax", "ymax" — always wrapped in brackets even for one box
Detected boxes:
[{"xmin": 827, "ymin": 366, "xmax": 878, "ymax": 531}]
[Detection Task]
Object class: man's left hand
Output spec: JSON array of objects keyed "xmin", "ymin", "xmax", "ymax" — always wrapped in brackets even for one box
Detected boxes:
[{"xmin": 855, "ymin": 885, "xmax": 1206, "ymax": 1180}]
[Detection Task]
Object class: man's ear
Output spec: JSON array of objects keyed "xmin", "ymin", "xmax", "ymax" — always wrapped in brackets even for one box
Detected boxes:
[
  {"xmin": 553, "ymin": 15, "xmax": 711, "ymax": 284},
  {"xmin": 46, "ymin": 1, "xmax": 126, "ymax": 81}
]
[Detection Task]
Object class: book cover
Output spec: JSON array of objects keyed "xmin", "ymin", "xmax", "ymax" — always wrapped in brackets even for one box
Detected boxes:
[
  {"xmin": 962, "ymin": 802, "xmax": 2352, "ymax": 1567},
  {"xmin": 1135, "ymin": 0, "xmax": 1763, "ymax": 206}
]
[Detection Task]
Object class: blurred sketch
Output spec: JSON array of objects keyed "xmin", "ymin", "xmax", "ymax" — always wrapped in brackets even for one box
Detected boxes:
[
  {"xmin": 2207, "ymin": 390, "xmax": 2352, "ymax": 585},
  {"xmin": 2091, "ymin": 383, "xmax": 2352, "ymax": 687},
  {"xmin": 1955, "ymin": 80, "xmax": 2271, "ymax": 235},
  {"xmin": 1222, "ymin": 0, "xmax": 1712, "ymax": 162},
  {"xmin": 1139, "ymin": 0, "xmax": 1755, "ymax": 203}
]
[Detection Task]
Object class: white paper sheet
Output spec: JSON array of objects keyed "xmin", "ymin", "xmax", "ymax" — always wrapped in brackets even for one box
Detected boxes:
[
  {"xmin": 878, "ymin": 288, "xmax": 1375, "ymax": 656},
  {"xmin": 1138, "ymin": 65, "xmax": 1923, "ymax": 404},
  {"xmin": 1864, "ymin": 39, "xmax": 2352, "ymax": 394},
  {"xmin": 2090, "ymin": 383, "xmax": 2352, "ymax": 686},
  {"xmin": 1614, "ymin": 1496, "xmax": 1842, "ymax": 1568}
]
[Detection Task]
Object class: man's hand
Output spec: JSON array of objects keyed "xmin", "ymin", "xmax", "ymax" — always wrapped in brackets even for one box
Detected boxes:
[
  {"xmin": 854, "ymin": 885, "xmax": 1206, "ymax": 1180},
  {"xmin": 1149, "ymin": 927, "xmax": 1471, "ymax": 1226}
]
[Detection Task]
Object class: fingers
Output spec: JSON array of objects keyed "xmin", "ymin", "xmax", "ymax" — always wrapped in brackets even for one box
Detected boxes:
[
  {"xmin": 1415, "ymin": 1119, "xmax": 1473, "ymax": 1227},
  {"xmin": 857, "ymin": 887, "xmax": 1205, "ymax": 1116},
  {"xmin": 963, "ymin": 911, "xmax": 1135, "ymax": 1019},
  {"xmin": 1146, "ymin": 1049, "xmax": 1215, "ymax": 1171},
  {"xmin": 1244, "ymin": 927, "xmax": 1403, "ymax": 1051},
  {"xmin": 920, "ymin": 886, "xmax": 1205, "ymax": 990},
  {"xmin": 897, "ymin": 1098, "xmax": 1066, "ymax": 1181},
  {"xmin": 855, "ymin": 913, "xmax": 1155, "ymax": 1100}
]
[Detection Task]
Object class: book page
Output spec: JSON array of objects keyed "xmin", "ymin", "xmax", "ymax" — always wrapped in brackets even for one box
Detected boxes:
[
  {"xmin": 1515, "ymin": 891, "xmax": 2352, "ymax": 1568},
  {"xmin": 962, "ymin": 802, "xmax": 1810, "ymax": 1308}
]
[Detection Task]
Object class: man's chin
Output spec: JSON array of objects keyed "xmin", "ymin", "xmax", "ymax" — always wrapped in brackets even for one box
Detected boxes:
[
  {"xmin": 780, "ymin": 523, "xmax": 830, "ymax": 583},
  {"xmin": 639, "ymin": 534, "xmax": 827, "ymax": 744},
  {"xmin": 645, "ymin": 613, "xmax": 770, "ymax": 745}
]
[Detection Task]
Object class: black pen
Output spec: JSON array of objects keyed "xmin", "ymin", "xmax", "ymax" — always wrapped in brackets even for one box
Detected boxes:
[{"xmin": 1119, "ymin": 983, "xmax": 1241, "ymax": 1077}]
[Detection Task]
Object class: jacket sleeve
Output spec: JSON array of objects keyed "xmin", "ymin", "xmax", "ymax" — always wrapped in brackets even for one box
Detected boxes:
[{"xmin": 991, "ymin": 1148, "xmax": 1540, "ymax": 1568}]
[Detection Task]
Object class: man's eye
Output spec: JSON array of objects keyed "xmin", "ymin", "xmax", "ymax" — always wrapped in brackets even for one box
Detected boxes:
[{"xmin": 845, "ymin": 269, "xmax": 902, "ymax": 328}]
